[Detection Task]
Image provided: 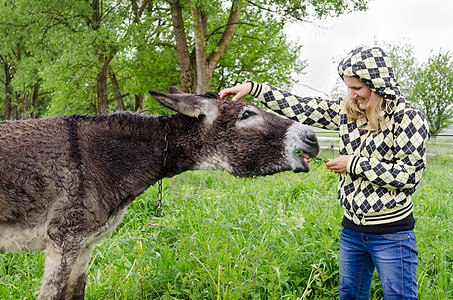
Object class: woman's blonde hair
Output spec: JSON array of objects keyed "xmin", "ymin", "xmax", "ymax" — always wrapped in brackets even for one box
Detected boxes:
[{"xmin": 344, "ymin": 91, "xmax": 386, "ymax": 131}]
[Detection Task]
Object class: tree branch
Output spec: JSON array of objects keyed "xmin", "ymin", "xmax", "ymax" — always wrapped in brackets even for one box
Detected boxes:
[
  {"xmin": 217, "ymin": 64, "xmax": 266, "ymax": 74},
  {"xmin": 247, "ymin": 0, "xmax": 307, "ymax": 22},
  {"xmin": 206, "ymin": 2, "xmax": 242, "ymax": 73},
  {"xmin": 169, "ymin": 0, "xmax": 194, "ymax": 92},
  {"xmin": 205, "ymin": 22, "xmax": 257, "ymax": 42},
  {"xmin": 190, "ymin": 0, "xmax": 207, "ymax": 87},
  {"xmin": 107, "ymin": 93, "xmax": 130, "ymax": 105}
]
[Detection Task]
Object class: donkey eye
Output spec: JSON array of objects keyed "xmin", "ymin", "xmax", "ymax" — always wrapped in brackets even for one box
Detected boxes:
[{"xmin": 239, "ymin": 111, "xmax": 256, "ymax": 120}]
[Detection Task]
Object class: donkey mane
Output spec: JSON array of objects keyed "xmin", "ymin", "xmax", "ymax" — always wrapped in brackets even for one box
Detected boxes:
[
  {"xmin": 68, "ymin": 111, "xmax": 159, "ymax": 128},
  {"xmin": 65, "ymin": 112, "xmax": 163, "ymax": 166},
  {"xmin": 196, "ymin": 92, "xmax": 220, "ymax": 99}
]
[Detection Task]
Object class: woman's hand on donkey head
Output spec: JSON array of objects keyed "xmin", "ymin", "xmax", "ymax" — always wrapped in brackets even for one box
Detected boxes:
[{"xmin": 219, "ymin": 82, "xmax": 252, "ymax": 101}]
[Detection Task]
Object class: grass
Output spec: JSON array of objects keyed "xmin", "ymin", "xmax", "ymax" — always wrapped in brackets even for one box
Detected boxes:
[
  {"xmin": 1, "ymin": 150, "xmax": 453, "ymax": 299},
  {"xmin": 426, "ymin": 136, "xmax": 453, "ymax": 156}
]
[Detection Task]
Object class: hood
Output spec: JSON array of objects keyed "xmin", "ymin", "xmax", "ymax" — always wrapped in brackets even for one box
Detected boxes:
[{"xmin": 338, "ymin": 46, "xmax": 401, "ymax": 101}]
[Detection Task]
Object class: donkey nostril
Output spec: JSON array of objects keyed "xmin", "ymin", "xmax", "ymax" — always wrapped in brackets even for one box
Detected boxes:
[
  {"xmin": 301, "ymin": 130, "xmax": 320, "ymax": 157},
  {"xmin": 305, "ymin": 131, "xmax": 318, "ymax": 144}
]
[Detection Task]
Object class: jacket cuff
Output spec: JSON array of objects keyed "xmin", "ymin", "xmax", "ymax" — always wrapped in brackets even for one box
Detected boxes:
[
  {"xmin": 347, "ymin": 155, "xmax": 362, "ymax": 174},
  {"xmin": 249, "ymin": 81, "xmax": 263, "ymax": 98}
]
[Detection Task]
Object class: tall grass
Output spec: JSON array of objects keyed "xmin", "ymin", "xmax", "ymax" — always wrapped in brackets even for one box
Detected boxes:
[{"xmin": 1, "ymin": 152, "xmax": 453, "ymax": 299}]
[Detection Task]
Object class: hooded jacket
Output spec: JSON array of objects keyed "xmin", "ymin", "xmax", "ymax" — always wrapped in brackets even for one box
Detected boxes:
[{"xmin": 249, "ymin": 46, "xmax": 430, "ymax": 234}]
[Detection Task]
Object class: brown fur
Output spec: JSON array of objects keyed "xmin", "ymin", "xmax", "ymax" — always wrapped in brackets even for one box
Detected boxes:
[{"xmin": 0, "ymin": 89, "xmax": 319, "ymax": 299}]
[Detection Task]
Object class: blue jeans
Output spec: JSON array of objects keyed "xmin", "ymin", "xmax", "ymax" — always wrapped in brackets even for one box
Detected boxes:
[{"xmin": 339, "ymin": 227, "xmax": 418, "ymax": 300}]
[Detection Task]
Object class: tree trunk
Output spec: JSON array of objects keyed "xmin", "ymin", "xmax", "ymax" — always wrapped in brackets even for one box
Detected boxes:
[
  {"xmin": 3, "ymin": 61, "xmax": 13, "ymax": 120},
  {"xmin": 131, "ymin": 0, "xmax": 152, "ymax": 24},
  {"xmin": 190, "ymin": 2, "xmax": 209, "ymax": 94},
  {"xmin": 204, "ymin": 3, "xmax": 242, "ymax": 87},
  {"xmin": 109, "ymin": 67, "xmax": 125, "ymax": 111},
  {"xmin": 169, "ymin": 0, "xmax": 196, "ymax": 93},
  {"xmin": 97, "ymin": 48, "xmax": 117, "ymax": 114},
  {"xmin": 171, "ymin": 0, "xmax": 242, "ymax": 94},
  {"xmin": 22, "ymin": 94, "xmax": 30, "ymax": 120},
  {"xmin": 135, "ymin": 93, "xmax": 144, "ymax": 112},
  {"xmin": 32, "ymin": 82, "xmax": 40, "ymax": 119},
  {"xmin": 14, "ymin": 92, "xmax": 21, "ymax": 120},
  {"xmin": 89, "ymin": 0, "xmax": 118, "ymax": 114},
  {"xmin": 97, "ymin": 67, "xmax": 109, "ymax": 114},
  {"xmin": 90, "ymin": 0, "xmax": 101, "ymax": 30}
]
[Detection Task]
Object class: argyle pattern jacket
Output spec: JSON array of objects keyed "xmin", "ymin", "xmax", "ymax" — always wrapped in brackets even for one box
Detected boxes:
[{"xmin": 249, "ymin": 82, "xmax": 430, "ymax": 226}]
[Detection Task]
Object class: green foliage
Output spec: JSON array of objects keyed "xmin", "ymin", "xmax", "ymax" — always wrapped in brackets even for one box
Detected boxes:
[
  {"xmin": 0, "ymin": 0, "xmax": 53, "ymax": 119},
  {"xmin": 385, "ymin": 41, "xmax": 418, "ymax": 95},
  {"xmin": 411, "ymin": 51, "xmax": 453, "ymax": 135},
  {"xmin": 413, "ymin": 155, "xmax": 453, "ymax": 298},
  {"xmin": 242, "ymin": 0, "xmax": 368, "ymax": 20},
  {"xmin": 99, "ymin": 166, "xmax": 341, "ymax": 299},
  {"xmin": 385, "ymin": 42, "xmax": 453, "ymax": 136},
  {"xmin": 0, "ymin": 0, "xmax": 370, "ymax": 118},
  {"xmin": 212, "ymin": 11, "xmax": 307, "ymax": 92},
  {"xmin": 2, "ymin": 151, "xmax": 453, "ymax": 299}
]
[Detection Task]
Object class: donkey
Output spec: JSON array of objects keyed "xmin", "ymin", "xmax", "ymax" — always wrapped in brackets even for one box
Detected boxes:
[{"xmin": 0, "ymin": 87, "xmax": 319, "ymax": 299}]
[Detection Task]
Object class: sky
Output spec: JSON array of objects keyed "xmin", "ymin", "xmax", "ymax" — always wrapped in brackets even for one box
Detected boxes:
[{"xmin": 286, "ymin": 0, "xmax": 453, "ymax": 97}]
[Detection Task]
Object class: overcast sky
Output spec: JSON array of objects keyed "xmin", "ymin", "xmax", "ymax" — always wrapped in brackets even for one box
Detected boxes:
[{"xmin": 286, "ymin": 0, "xmax": 453, "ymax": 97}]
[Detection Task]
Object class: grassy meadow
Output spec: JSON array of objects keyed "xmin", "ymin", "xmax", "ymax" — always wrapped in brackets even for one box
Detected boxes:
[{"xmin": 1, "ymin": 147, "xmax": 453, "ymax": 299}]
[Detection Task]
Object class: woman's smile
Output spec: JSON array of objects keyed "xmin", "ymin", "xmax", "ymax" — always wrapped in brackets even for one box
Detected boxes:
[{"xmin": 343, "ymin": 76, "xmax": 372, "ymax": 109}]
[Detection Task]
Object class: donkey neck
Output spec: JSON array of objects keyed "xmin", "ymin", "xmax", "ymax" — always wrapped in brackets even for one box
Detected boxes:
[
  {"xmin": 67, "ymin": 112, "xmax": 205, "ymax": 207},
  {"xmin": 81, "ymin": 113, "xmax": 204, "ymax": 189},
  {"xmin": 153, "ymin": 113, "xmax": 205, "ymax": 180}
]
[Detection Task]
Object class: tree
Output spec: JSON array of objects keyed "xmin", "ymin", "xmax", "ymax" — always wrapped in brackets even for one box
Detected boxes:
[
  {"xmin": 411, "ymin": 51, "xmax": 453, "ymax": 135},
  {"xmin": 384, "ymin": 41, "xmax": 418, "ymax": 98},
  {"xmin": 0, "ymin": 1, "xmax": 49, "ymax": 120},
  {"xmin": 1, "ymin": 0, "xmax": 370, "ymax": 118},
  {"xmin": 169, "ymin": 0, "xmax": 369, "ymax": 93},
  {"xmin": 38, "ymin": 0, "xmax": 155, "ymax": 115},
  {"xmin": 385, "ymin": 42, "xmax": 453, "ymax": 135}
]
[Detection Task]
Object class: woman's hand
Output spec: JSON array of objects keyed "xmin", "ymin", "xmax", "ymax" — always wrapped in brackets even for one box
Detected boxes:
[
  {"xmin": 302, "ymin": 152, "xmax": 310, "ymax": 166},
  {"xmin": 219, "ymin": 82, "xmax": 252, "ymax": 101},
  {"xmin": 325, "ymin": 155, "xmax": 350, "ymax": 174}
]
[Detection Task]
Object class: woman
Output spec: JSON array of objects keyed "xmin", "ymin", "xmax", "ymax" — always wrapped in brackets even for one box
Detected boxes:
[{"xmin": 220, "ymin": 46, "xmax": 429, "ymax": 299}]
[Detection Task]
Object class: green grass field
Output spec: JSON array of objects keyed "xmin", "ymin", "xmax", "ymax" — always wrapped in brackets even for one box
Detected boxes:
[{"xmin": 1, "ymin": 149, "xmax": 453, "ymax": 299}]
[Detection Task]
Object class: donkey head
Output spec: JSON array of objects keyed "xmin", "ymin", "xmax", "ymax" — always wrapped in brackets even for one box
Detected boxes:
[{"xmin": 149, "ymin": 87, "xmax": 319, "ymax": 177}]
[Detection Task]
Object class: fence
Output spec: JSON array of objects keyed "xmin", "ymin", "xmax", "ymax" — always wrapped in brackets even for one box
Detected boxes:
[{"xmin": 314, "ymin": 131, "xmax": 453, "ymax": 156}]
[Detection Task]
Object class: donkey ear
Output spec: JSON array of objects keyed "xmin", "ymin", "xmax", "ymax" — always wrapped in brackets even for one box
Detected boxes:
[
  {"xmin": 149, "ymin": 90, "xmax": 219, "ymax": 125},
  {"xmin": 167, "ymin": 87, "xmax": 188, "ymax": 95}
]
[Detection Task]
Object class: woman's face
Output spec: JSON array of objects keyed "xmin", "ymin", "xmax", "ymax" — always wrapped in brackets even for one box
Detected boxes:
[{"xmin": 343, "ymin": 76, "xmax": 372, "ymax": 110}]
